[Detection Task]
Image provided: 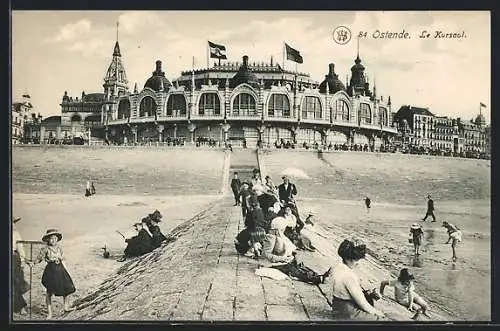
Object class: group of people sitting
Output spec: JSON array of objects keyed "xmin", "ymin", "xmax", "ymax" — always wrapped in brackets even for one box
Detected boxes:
[
  {"xmin": 117, "ymin": 210, "xmax": 170, "ymax": 262},
  {"xmin": 231, "ymin": 170, "xmax": 329, "ymax": 285}
]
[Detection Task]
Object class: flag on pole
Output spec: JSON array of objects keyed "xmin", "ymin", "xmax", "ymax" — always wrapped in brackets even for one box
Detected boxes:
[
  {"xmin": 480, "ymin": 102, "xmax": 486, "ymax": 108},
  {"xmin": 208, "ymin": 41, "xmax": 227, "ymax": 59},
  {"xmin": 285, "ymin": 43, "xmax": 303, "ymax": 64}
]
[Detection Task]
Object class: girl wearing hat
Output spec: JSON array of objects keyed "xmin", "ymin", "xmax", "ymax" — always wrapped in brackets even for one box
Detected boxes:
[
  {"xmin": 380, "ymin": 268, "xmax": 430, "ymax": 318},
  {"xmin": 330, "ymin": 238, "xmax": 386, "ymax": 320},
  {"xmin": 29, "ymin": 229, "xmax": 75, "ymax": 319},
  {"xmin": 442, "ymin": 221, "xmax": 462, "ymax": 262},
  {"xmin": 409, "ymin": 223, "xmax": 424, "ymax": 256}
]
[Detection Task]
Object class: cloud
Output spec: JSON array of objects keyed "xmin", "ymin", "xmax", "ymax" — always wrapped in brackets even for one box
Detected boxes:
[{"xmin": 45, "ymin": 19, "xmax": 92, "ymax": 43}]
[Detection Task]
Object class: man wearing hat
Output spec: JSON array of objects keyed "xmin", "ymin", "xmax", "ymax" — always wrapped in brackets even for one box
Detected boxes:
[
  {"xmin": 278, "ymin": 175, "xmax": 298, "ymax": 206},
  {"xmin": 410, "ymin": 223, "xmax": 424, "ymax": 255},
  {"xmin": 118, "ymin": 221, "xmax": 154, "ymax": 262},
  {"xmin": 230, "ymin": 172, "xmax": 242, "ymax": 206},
  {"xmin": 422, "ymin": 195, "xmax": 436, "ymax": 222},
  {"xmin": 239, "ymin": 182, "xmax": 252, "ymax": 219},
  {"xmin": 12, "ymin": 217, "xmax": 28, "ymax": 315}
]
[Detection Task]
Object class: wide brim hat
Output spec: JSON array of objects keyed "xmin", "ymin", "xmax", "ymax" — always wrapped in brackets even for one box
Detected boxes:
[
  {"xmin": 12, "ymin": 217, "xmax": 22, "ymax": 224},
  {"xmin": 133, "ymin": 222, "xmax": 143, "ymax": 227},
  {"xmin": 411, "ymin": 223, "xmax": 421, "ymax": 229},
  {"xmin": 42, "ymin": 229, "xmax": 62, "ymax": 242}
]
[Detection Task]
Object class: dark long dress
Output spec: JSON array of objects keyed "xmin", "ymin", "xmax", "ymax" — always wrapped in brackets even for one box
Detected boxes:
[
  {"xmin": 149, "ymin": 225, "xmax": 167, "ymax": 248},
  {"xmin": 124, "ymin": 229, "xmax": 153, "ymax": 257},
  {"xmin": 38, "ymin": 246, "xmax": 76, "ymax": 297},
  {"xmin": 13, "ymin": 251, "xmax": 28, "ymax": 312}
]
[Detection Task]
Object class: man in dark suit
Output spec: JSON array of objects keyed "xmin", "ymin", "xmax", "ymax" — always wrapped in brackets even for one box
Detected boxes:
[
  {"xmin": 230, "ymin": 172, "xmax": 242, "ymax": 206},
  {"xmin": 422, "ymin": 195, "xmax": 436, "ymax": 222},
  {"xmin": 278, "ymin": 175, "xmax": 298, "ymax": 205}
]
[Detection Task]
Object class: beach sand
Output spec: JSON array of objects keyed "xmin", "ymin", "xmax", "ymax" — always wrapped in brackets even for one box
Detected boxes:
[{"xmin": 13, "ymin": 193, "xmax": 221, "ymax": 320}]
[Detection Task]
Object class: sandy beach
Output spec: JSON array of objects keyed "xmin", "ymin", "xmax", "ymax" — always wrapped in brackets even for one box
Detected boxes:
[
  {"xmin": 12, "ymin": 147, "xmax": 490, "ymax": 321},
  {"xmin": 13, "ymin": 193, "xmax": 221, "ymax": 320}
]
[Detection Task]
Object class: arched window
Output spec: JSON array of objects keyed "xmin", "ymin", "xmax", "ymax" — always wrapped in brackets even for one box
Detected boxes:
[
  {"xmin": 139, "ymin": 96, "xmax": 157, "ymax": 117},
  {"xmin": 301, "ymin": 96, "xmax": 322, "ymax": 119},
  {"xmin": 232, "ymin": 93, "xmax": 256, "ymax": 116},
  {"xmin": 198, "ymin": 93, "xmax": 221, "ymax": 116},
  {"xmin": 117, "ymin": 99, "xmax": 131, "ymax": 119},
  {"xmin": 167, "ymin": 94, "xmax": 187, "ymax": 117},
  {"xmin": 335, "ymin": 99, "xmax": 349, "ymax": 121},
  {"xmin": 268, "ymin": 94, "xmax": 290, "ymax": 117},
  {"xmin": 379, "ymin": 107, "xmax": 388, "ymax": 126},
  {"xmin": 359, "ymin": 103, "xmax": 372, "ymax": 124}
]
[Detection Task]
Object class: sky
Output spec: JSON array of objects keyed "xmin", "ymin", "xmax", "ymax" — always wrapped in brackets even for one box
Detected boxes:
[{"xmin": 12, "ymin": 11, "xmax": 490, "ymax": 123}]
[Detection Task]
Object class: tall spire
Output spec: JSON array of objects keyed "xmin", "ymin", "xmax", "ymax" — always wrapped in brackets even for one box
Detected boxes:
[
  {"xmin": 357, "ymin": 35, "xmax": 360, "ymax": 59},
  {"xmin": 113, "ymin": 21, "xmax": 121, "ymax": 57}
]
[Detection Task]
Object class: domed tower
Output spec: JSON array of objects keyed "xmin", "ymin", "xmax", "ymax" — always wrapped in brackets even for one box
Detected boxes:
[
  {"xmin": 319, "ymin": 63, "xmax": 346, "ymax": 94},
  {"xmin": 103, "ymin": 24, "xmax": 129, "ymax": 98},
  {"xmin": 347, "ymin": 53, "xmax": 368, "ymax": 97},
  {"xmin": 474, "ymin": 113, "xmax": 486, "ymax": 127},
  {"xmin": 229, "ymin": 55, "xmax": 260, "ymax": 88},
  {"xmin": 144, "ymin": 60, "xmax": 172, "ymax": 92}
]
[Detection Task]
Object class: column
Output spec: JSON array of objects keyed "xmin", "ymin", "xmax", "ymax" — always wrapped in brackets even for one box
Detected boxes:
[
  {"xmin": 188, "ymin": 123, "xmax": 196, "ymax": 144},
  {"xmin": 222, "ymin": 123, "xmax": 230, "ymax": 144},
  {"xmin": 157, "ymin": 124, "xmax": 164, "ymax": 143},
  {"xmin": 132, "ymin": 125, "xmax": 138, "ymax": 144},
  {"xmin": 56, "ymin": 126, "xmax": 61, "ymax": 141},
  {"xmin": 40, "ymin": 126, "xmax": 46, "ymax": 144},
  {"xmin": 173, "ymin": 124, "xmax": 178, "ymax": 139}
]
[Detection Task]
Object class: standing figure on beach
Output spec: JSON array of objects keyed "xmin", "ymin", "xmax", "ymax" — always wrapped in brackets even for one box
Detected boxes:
[
  {"xmin": 230, "ymin": 172, "xmax": 242, "ymax": 206},
  {"xmin": 364, "ymin": 197, "xmax": 371, "ymax": 212},
  {"xmin": 422, "ymin": 195, "xmax": 436, "ymax": 222},
  {"xmin": 239, "ymin": 182, "xmax": 252, "ymax": 219},
  {"xmin": 442, "ymin": 221, "xmax": 462, "ymax": 262},
  {"xmin": 28, "ymin": 229, "xmax": 76, "ymax": 319},
  {"xmin": 90, "ymin": 181, "xmax": 96, "ymax": 195},
  {"xmin": 380, "ymin": 268, "xmax": 430, "ymax": 318},
  {"xmin": 410, "ymin": 223, "xmax": 424, "ymax": 256},
  {"xmin": 278, "ymin": 175, "xmax": 298, "ymax": 205},
  {"xmin": 85, "ymin": 180, "xmax": 91, "ymax": 197},
  {"xmin": 330, "ymin": 238, "xmax": 386, "ymax": 320},
  {"xmin": 251, "ymin": 168, "xmax": 263, "ymax": 187},
  {"xmin": 12, "ymin": 217, "xmax": 28, "ymax": 315}
]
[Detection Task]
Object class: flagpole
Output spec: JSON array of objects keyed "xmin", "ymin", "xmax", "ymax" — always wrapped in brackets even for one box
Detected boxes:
[
  {"xmin": 282, "ymin": 42, "xmax": 285, "ymax": 72},
  {"xmin": 206, "ymin": 41, "xmax": 209, "ymax": 68}
]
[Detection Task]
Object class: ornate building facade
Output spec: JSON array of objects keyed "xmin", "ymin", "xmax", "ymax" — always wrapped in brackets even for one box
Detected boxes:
[
  {"xmin": 11, "ymin": 95, "xmax": 33, "ymax": 144},
  {"xmin": 97, "ymin": 41, "xmax": 397, "ymax": 148},
  {"xmin": 393, "ymin": 105, "xmax": 489, "ymax": 155}
]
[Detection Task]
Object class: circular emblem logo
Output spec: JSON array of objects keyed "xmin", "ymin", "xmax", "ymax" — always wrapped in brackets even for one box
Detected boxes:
[{"xmin": 333, "ymin": 26, "xmax": 352, "ymax": 45}]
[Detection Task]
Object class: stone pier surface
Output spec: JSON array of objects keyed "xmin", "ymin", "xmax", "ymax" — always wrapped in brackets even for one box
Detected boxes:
[{"xmin": 61, "ymin": 193, "xmax": 452, "ymax": 321}]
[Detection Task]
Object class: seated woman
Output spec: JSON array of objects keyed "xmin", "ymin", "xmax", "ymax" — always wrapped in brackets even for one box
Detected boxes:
[
  {"xmin": 250, "ymin": 228, "xmax": 295, "ymax": 263},
  {"xmin": 118, "ymin": 221, "xmax": 153, "ymax": 262},
  {"xmin": 245, "ymin": 195, "xmax": 268, "ymax": 230},
  {"xmin": 380, "ymin": 268, "xmax": 430, "ymax": 318},
  {"xmin": 145, "ymin": 210, "xmax": 167, "ymax": 249},
  {"xmin": 330, "ymin": 238, "xmax": 386, "ymax": 320}
]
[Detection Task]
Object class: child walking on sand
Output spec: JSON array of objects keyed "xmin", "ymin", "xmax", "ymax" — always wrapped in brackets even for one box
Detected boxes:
[
  {"xmin": 409, "ymin": 223, "xmax": 424, "ymax": 256},
  {"xmin": 28, "ymin": 229, "xmax": 76, "ymax": 319},
  {"xmin": 380, "ymin": 268, "xmax": 430, "ymax": 318}
]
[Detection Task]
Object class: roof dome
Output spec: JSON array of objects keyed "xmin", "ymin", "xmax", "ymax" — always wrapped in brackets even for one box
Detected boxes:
[
  {"xmin": 351, "ymin": 55, "xmax": 365, "ymax": 71},
  {"xmin": 474, "ymin": 113, "xmax": 486, "ymax": 126},
  {"xmin": 230, "ymin": 56, "xmax": 260, "ymax": 88},
  {"xmin": 144, "ymin": 61, "xmax": 172, "ymax": 92},
  {"xmin": 319, "ymin": 63, "xmax": 346, "ymax": 94}
]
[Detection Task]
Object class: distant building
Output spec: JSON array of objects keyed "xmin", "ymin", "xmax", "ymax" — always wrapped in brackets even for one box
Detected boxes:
[
  {"xmin": 392, "ymin": 105, "xmax": 435, "ymax": 149},
  {"xmin": 11, "ymin": 95, "xmax": 33, "ymax": 144},
  {"xmin": 23, "ymin": 112, "xmax": 43, "ymax": 144},
  {"xmin": 393, "ymin": 105, "xmax": 489, "ymax": 155}
]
